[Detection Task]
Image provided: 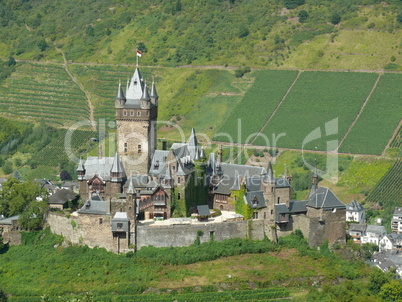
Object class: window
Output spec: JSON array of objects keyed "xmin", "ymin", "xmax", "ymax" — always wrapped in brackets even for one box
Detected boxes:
[
  {"xmin": 252, "ymin": 212, "xmax": 258, "ymax": 219},
  {"xmin": 172, "ymin": 166, "xmax": 176, "ymax": 171},
  {"xmin": 264, "ymin": 212, "xmax": 266, "ymax": 219},
  {"xmin": 120, "ymin": 208, "xmax": 123, "ymax": 212},
  {"xmin": 117, "ymin": 223, "xmax": 123, "ymax": 229},
  {"xmin": 271, "ymin": 187, "xmax": 274, "ymax": 193},
  {"xmin": 178, "ymin": 193, "xmax": 181, "ymax": 200},
  {"xmin": 123, "ymin": 110, "xmax": 127, "ymax": 116},
  {"xmin": 177, "ymin": 177, "xmax": 181, "ymax": 184},
  {"xmin": 130, "ymin": 110, "xmax": 134, "ymax": 116},
  {"xmin": 99, "ymin": 218, "xmax": 103, "ymax": 225},
  {"xmin": 137, "ymin": 111, "xmax": 141, "ymax": 116},
  {"xmin": 271, "ymin": 209, "xmax": 273, "ymax": 215},
  {"xmin": 124, "ymin": 142, "xmax": 128, "ymax": 154},
  {"xmin": 277, "ymin": 197, "xmax": 280, "ymax": 204},
  {"xmin": 138, "ymin": 144, "xmax": 142, "ymax": 154}
]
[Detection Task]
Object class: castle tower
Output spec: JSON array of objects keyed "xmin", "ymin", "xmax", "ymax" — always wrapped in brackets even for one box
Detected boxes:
[{"xmin": 115, "ymin": 67, "xmax": 158, "ymax": 176}]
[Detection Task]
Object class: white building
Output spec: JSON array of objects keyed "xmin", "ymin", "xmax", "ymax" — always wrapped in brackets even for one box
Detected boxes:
[
  {"xmin": 346, "ymin": 200, "xmax": 365, "ymax": 223},
  {"xmin": 361, "ymin": 225, "xmax": 386, "ymax": 245},
  {"xmin": 379, "ymin": 233, "xmax": 402, "ymax": 252},
  {"xmin": 391, "ymin": 207, "xmax": 402, "ymax": 234}
]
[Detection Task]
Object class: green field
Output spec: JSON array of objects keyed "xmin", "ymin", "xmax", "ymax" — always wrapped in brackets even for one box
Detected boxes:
[
  {"xmin": 339, "ymin": 73, "xmax": 402, "ymax": 155},
  {"xmin": 254, "ymin": 71, "xmax": 379, "ymax": 151},
  {"xmin": 215, "ymin": 70, "xmax": 299, "ymax": 144},
  {"xmin": 0, "ymin": 63, "xmax": 89, "ymax": 127}
]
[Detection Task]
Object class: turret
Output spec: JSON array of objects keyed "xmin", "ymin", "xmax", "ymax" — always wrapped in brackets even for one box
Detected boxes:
[
  {"xmin": 110, "ymin": 153, "xmax": 125, "ymax": 182},
  {"xmin": 77, "ymin": 158, "xmax": 85, "ymax": 181},
  {"xmin": 264, "ymin": 161, "xmax": 275, "ymax": 184},
  {"xmin": 150, "ymin": 78, "xmax": 158, "ymax": 106},
  {"xmin": 115, "ymin": 81, "xmax": 126, "ymax": 109},
  {"xmin": 141, "ymin": 83, "xmax": 151, "ymax": 110}
]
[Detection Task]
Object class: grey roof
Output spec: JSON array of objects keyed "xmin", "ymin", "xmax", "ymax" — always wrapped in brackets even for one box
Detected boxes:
[
  {"xmin": 78, "ymin": 194, "xmax": 108, "ymax": 215},
  {"xmin": 288, "ymin": 200, "xmax": 308, "ymax": 213},
  {"xmin": 141, "ymin": 83, "xmax": 150, "ymax": 101},
  {"xmin": 48, "ymin": 189, "xmax": 78, "ymax": 205},
  {"xmin": 172, "ymin": 145, "xmax": 194, "ymax": 176},
  {"xmin": 213, "ymin": 176, "xmax": 236, "ymax": 195},
  {"xmin": 82, "ymin": 156, "xmax": 115, "ymax": 181},
  {"xmin": 77, "ymin": 158, "xmax": 85, "ymax": 172},
  {"xmin": 188, "ymin": 128, "xmax": 198, "ymax": 160},
  {"xmin": 244, "ymin": 191, "xmax": 266, "ymax": 208},
  {"xmin": 164, "ymin": 165, "xmax": 172, "ymax": 180},
  {"xmin": 126, "ymin": 177, "xmax": 135, "ymax": 194},
  {"xmin": 246, "ymin": 176, "xmax": 262, "ymax": 192},
  {"xmin": 346, "ymin": 200, "xmax": 364, "ymax": 212},
  {"xmin": 197, "ymin": 205, "xmax": 211, "ymax": 216},
  {"xmin": 116, "ymin": 81, "xmax": 125, "ymax": 100},
  {"xmin": 349, "ymin": 223, "xmax": 367, "ymax": 233},
  {"xmin": 366, "ymin": 224, "xmax": 386, "ymax": 235},
  {"xmin": 230, "ymin": 175, "xmax": 241, "ymax": 191},
  {"xmin": 125, "ymin": 68, "xmax": 144, "ymax": 102},
  {"xmin": 309, "ymin": 182, "xmax": 318, "ymax": 198},
  {"xmin": 200, "ymin": 147, "xmax": 206, "ymax": 159},
  {"xmin": 275, "ymin": 177, "xmax": 290, "ymax": 188},
  {"xmin": 306, "ymin": 187, "xmax": 346, "ymax": 210},
  {"xmin": 220, "ymin": 163, "xmax": 266, "ymax": 179},
  {"xmin": 149, "ymin": 150, "xmax": 170, "ymax": 177},
  {"xmin": 0, "ymin": 215, "xmax": 19, "ymax": 225},
  {"xmin": 275, "ymin": 203, "xmax": 289, "ymax": 214},
  {"xmin": 393, "ymin": 207, "xmax": 402, "ymax": 217},
  {"xmin": 124, "ymin": 175, "xmax": 149, "ymax": 189},
  {"xmin": 110, "ymin": 153, "xmax": 125, "ymax": 175},
  {"xmin": 384, "ymin": 233, "xmax": 402, "ymax": 244},
  {"xmin": 150, "ymin": 81, "xmax": 158, "ymax": 99},
  {"xmin": 112, "ymin": 212, "xmax": 129, "ymax": 221},
  {"xmin": 264, "ymin": 161, "xmax": 275, "ymax": 184}
]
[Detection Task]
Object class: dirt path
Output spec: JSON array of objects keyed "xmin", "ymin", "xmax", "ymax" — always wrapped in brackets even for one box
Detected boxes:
[
  {"xmin": 250, "ymin": 70, "xmax": 302, "ymax": 146},
  {"xmin": 336, "ymin": 73, "xmax": 382, "ymax": 152},
  {"xmin": 382, "ymin": 119, "xmax": 402, "ymax": 156},
  {"xmin": 54, "ymin": 47, "xmax": 96, "ymax": 130}
]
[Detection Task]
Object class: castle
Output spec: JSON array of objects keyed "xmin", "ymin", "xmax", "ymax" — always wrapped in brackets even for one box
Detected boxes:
[{"xmin": 48, "ymin": 66, "xmax": 346, "ymax": 253}]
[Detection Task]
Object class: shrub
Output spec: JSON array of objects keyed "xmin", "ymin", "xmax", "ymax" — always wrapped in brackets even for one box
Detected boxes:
[{"xmin": 330, "ymin": 13, "xmax": 341, "ymax": 25}]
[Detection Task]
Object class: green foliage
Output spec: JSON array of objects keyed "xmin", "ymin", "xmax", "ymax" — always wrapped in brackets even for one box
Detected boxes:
[
  {"xmin": 379, "ymin": 279, "xmax": 402, "ymax": 301},
  {"xmin": 298, "ymin": 10, "xmax": 309, "ymax": 23},
  {"xmin": 0, "ymin": 288, "xmax": 7, "ymax": 302},
  {"xmin": 233, "ymin": 186, "xmax": 252, "ymax": 219},
  {"xmin": 330, "ymin": 13, "xmax": 341, "ymax": 25},
  {"xmin": 369, "ymin": 267, "xmax": 393, "ymax": 294},
  {"xmin": 283, "ymin": 0, "xmax": 305, "ymax": 10},
  {"xmin": 0, "ymin": 178, "xmax": 48, "ymax": 230},
  {"xmin": 234, "ymin": 67, "xmax": 251, "ymax": 78}
]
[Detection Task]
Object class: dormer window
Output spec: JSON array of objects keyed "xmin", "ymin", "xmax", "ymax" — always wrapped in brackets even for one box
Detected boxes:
[
  {"xmin": 154, "ymin": 160, "xmax": 159, "ymax": 169},
  {"xmin": 134, "ymin": 80, "xmax": 137, "ymax": 85}
]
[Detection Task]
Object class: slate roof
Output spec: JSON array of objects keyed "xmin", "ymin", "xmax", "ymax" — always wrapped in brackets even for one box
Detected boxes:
[
  {"xmin": 197, "ymin": 205, "xmax": 211, "ymax": 216},
  {"xmin": 349, "ymin": 223, "xmax": 367, "ymax": 233},
  {"xmin": 220, "ymin": 163, "xmax": 266, "ymax": 179},
  {"xmin": 148, "ymin": 150, "xmax": 170, "ymax": 177},
  {"xmin": 112, "ymin": 212, "xmax": 129, "ymax": 221},
  {"xmin": 48, "ymin": 189, "xmax": 78, "ymax": 205},
  {"xmin": 125, "ymin": 68, "xmax": 144, "ymax": 103},
  {"xmin": 0, "ymin": 215, "xmax": 19, "ymax": 225},
  {"xmin": 366, "ymin": 224, "xmax": 386, "ymax": 235},
  {"xmin": 275, "ymin": 204, "xmax": 289, "ymax": 214},
  {"xmin": 346, "ymin": 200, "xmax": 364, "ymax": 212},
  {"xmin": 288, "ymin": 200, "xmax": 308, "ymax": 213},
  {"xmin": 393, "ymin": 207, "xmax": 402, "ymax": 218},
  {"xmin": 78, "ymin": 194, "xmax": 108, "ymax": 215},
  {"xmin": 244, "ymin": 191, "xmax": 266, "ymax": 208},
  {"xmin": 246, "ymin": 176, "xmax": 262, "ymax": 192},
  {"xmin": 213, "ymin": 175, "xmax": 236, "ymax": 195},
  {"xmin": 306, "ymin": 187, "xmax": 346, "ymax": 210},
  {"xmin": 82, "ymin": 156, "xmax": 115, "ymax": 181}
]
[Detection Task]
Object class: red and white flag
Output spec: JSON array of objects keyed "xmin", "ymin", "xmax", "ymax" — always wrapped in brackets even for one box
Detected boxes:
[{"xmin": 136, "ymin": 50, "xmax": 142, "ymax": 57}]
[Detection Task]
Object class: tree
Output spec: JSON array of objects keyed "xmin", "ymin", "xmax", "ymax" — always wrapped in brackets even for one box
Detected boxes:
[
  {"xmin": 60, "ymin": 170, "xmax": 72, "ymax": 181},
  {"xmin": 0, "ymin": 288, "xmax": 7, "ymax": 302},
  {"xmin": 7, "ymin": 56, "xmax": 16, "ymax": 67},
  {"xmin": 397, "ymin": 14, "xmax": 402, "ymax": 23},
  {"xmin": 283, "ymin": 0, "xmax": 304, "ymax": 9},
  {"xmin": 298, "ymin": 10, "xmax": 309, "ymax": 23},
  {"xmin": 379, "ymin": 279, "xmax": 402, "ymax": 301},
  {"xmin": 330, "ymin": 13, "xmax": 341, "ymax": 25},
  {"xmin": 368, "ymin": 267, "xmax": 392, "ymax": 294},
  {"xmin": 0, "ymin": 178, "xmax": 48, "ymax": 230}
]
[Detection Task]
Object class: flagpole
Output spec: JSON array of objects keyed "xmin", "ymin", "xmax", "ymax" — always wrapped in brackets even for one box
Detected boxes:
[{"xmin": 136, "ymin": 49, "xmax": 139, "ymax": 67}]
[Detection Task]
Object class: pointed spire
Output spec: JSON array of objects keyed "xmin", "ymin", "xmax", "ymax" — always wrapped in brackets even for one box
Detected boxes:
[
  {"xmin": 126, "ymin": 77, "xmax": 130, "ymax": 92},
  {"xmin": 141, "ymin": 82, "xmax": 151, "ymax": 101},
  {"xmin": 125, "ymin": 68, "xmax": 144, "ymax": 100},
  {"xmin": 194, "ymin": 149, "xmax": 200, "ymax": 161},
  {"xmin": 200, "ymin": 146, "xmax": 206, "ymax": 159},
  {"xmin": 230, "ymin": 175, "xmax": 241, "ymax": 191},
  {"xmin": 77, "ymin": 158, "xmax": 85, "ymax": 171},
  {"xmin": 116, "ymin": 80, "xmax": 125, "ymax": 100},
  {"xmin": 150, "ymin": 77, "xmax": 158, "ymax": 100},
  {"xmin": 111, "ymin": 153, "xmax": 123, "ymax": 173},
  {"xmin": 312, "ymin": 158, "xmax": 318, "ymax": 184},
  {"xmin": 309, "ymin": 182, "xmax": 318, "ymax": 198},
  {"xmin": 126, "ymin": 177, "xmax": 135, "ymax": 194},
  {"xmin": 264, "ymin": 161, "xmax": 275, "ymax": 184},
  {"xmin": 188, "ymin": 128, "xmax": 198, "ymax": 160},
  {"xmin": 164, "ymin": 165, "xmax": 172, "ymax": 180}
]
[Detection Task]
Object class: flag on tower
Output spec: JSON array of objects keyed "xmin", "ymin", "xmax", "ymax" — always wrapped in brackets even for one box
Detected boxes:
[{"xmin": 136, "ymin": 50, "xmax": 142, "ymax": 57}]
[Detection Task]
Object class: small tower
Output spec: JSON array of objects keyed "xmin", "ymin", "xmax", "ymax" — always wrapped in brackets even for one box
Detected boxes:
[
  {"xmin": 150, "ymin": 78, "xmax": 158, "ymax": 106},
  {"xmin": 115, "ymin": 81, "xmax": 126, "ymax": 109},
  {"xmin": 188, "ymin": 128, "xmax": 198, "ymax": 160},
  {"xmin": 141, "ymin": 83, "xmax": 151, "ymax": 110},
  {"xmin": 110, "ymin": 153, "xmax": 126, "ymax": 196},
  {"xmin": 77, "ymin": 158, "xmax": 85, "ymax": 181}
]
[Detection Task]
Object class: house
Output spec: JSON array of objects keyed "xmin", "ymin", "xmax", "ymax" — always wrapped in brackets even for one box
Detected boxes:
[
  {"xmin": 346, "ymin": 200, "xmax": 365, "ymax": 223},
  {"xmin": 391, "ymin": 207, "xmax": 402, "ymax": 234},
  {"xmin": 48, "ymin": 189, "xmax": 78, "ymax": 210},
  {"xmin": 361, "ymin": 225, "xmax": 386, "ymax": 245},
  {"xmin": 349, "ymin": 223, "xmax": 367, "ymax": 243},
  {"xmin": 379, "ymin": 233, "xmax": 402, "ymax": 251}
]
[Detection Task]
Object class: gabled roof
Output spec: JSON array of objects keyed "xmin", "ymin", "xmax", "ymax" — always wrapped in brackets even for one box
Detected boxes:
[
  {"xmin": 148, "ymin": 150, "xmax": 170, "ymax": 177},
  {"xmin": 78, "ymin": 194, "xmax": 108, "ymax": 215},
  {"xmin": 366, "ymin": 224, "xmax": 386, "ymax": 235},
  {"xmin": 349, "ymin": 223, "xmax": 367, "ymax": 233},
  {"xmin": 82, "ymin": 156, "xmax": 115, "ymax": 181},
  {"xmin": 288, "ymin": 200, "xmax": 308, "ymax": 213},
  {"xmin": 306, "ymin": 187, "xmax": 346, "ymax": 210},
  {"xmin": 346, "ymin": 200, "xmax": 364, "ymax": 212},
  {"xmin": 48, "ymin": 189, "xmax": 78, "ymax": 205},
  {"xmin": 197, "ymin": 205, "xmax": 211, "ymax": 216},
  {"xmin": 275, "ymin": 203, "xmax": 289, "ymax": 214},
  {"xmin": 112, "ymin": 212, "xmax": 129, "ymax": 221},
  {"xmin": 219, "ymin": 163, "xmax": 266, "ymax": 179},
  {"xmin": 244, "ymin": 191, "xmax": 266, "ymax": 208}
]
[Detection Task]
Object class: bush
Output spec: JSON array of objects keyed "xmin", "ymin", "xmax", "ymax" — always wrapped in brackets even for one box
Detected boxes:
[
  {"xmin": 235, "ymin": 66, "xmax": 251, "ymax": 78},
  {"xmin": 330, "ymin": 13, "xmax": 341, "ymax": 25}
]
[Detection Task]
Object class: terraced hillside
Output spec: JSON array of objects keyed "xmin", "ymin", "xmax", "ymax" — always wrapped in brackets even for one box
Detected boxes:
[
  {"xmin": 0, "ymin": 63, "xmax": 401, "ymax": 156},
  {"xmin": 0, "ymin": 63, "xmax": 90, "ymax": 127}
]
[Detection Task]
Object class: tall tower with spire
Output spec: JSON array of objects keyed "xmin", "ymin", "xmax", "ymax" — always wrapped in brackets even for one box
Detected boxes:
[{"xmin": 115, "ymin": 67, "xmax": 158, "ymax": 175}]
